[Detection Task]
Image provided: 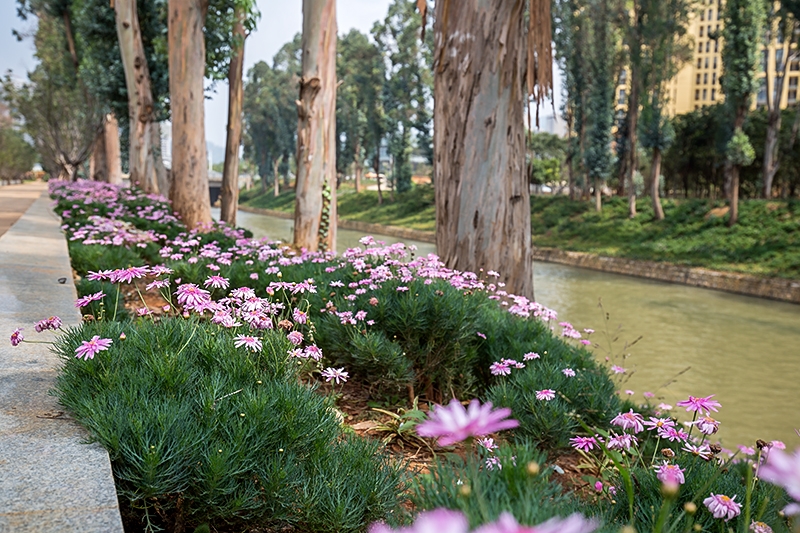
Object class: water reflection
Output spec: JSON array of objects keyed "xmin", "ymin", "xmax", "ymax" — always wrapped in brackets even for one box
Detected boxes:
[{"xmin": 215, "ymin": 208, "xmax": 800, "ymax": 447}]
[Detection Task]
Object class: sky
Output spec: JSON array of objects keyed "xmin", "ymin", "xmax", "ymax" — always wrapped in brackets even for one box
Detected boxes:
[{"xmin": 1, "ymin": 0, "xmax": 562, "ymax": 163}]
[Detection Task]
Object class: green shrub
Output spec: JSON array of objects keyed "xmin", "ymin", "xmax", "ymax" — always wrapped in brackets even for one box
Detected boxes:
[{"xmin": 53, "ymin": 318, "xmax": 404, "ymax": 532}]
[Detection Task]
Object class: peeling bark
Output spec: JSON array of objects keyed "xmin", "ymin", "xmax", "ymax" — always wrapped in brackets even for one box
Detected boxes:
[
  {"xmin": 105, "ymin": 114, "xmax": 123, "ymax": 184},
  {"xmin": 221, "ymin": 7, "xmax": 246, "ymax": 226},
  {"xmin": 273, "ymin": 157, "xmax": 281, "ymax": 197},
  {"xmin": 168, "ymin": 0, "xmax": 212, "ymax": 229},
  {"xmin": 434, "ymin": 0, "xmax": 533, "ymax": 299},
  {"xmin": 151, "ymin": 122, "xmax": 169, "ymax": 194},
  {"xmin": 115, "ymin": 0, "xmax": 157, "ymax": 192},
  {"xmin": 294, "ymin": 0, "xmax": 337, "ymax": 251}
]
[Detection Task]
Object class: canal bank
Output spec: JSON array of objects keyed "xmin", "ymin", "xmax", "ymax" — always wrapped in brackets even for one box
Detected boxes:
[
  {"xmin": 238, "ymin": 206, "xmax": 800, "ymax": 304},
  {"xmin": 223, "ymin": 207, "xmax": 800, "ymax": 447}
]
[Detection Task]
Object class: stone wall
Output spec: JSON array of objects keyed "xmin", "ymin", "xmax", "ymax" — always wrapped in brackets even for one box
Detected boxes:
[{"xmin": 533, "ymin": 247, "xmax": 800, "ymax": 304}]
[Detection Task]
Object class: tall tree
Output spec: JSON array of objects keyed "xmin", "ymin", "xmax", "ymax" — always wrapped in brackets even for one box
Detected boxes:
[
  {"xmin": 4, "ymin": 11, "xmax": 102, "ymax": 180},
  {"xmin": 637, "ymin": 0, "xmax": 693, "ymax": 219},
  {"xmin": 584, "ymin": 0, "xmax": 616, "ymax": 213},
  {"xmin": 553, "ymin": 0, "xmax": 591, "ymax": 200},
  {"xmin": 220, "ymin": 1, "xmax": 258, "ymax": 226},
  {"xmin": 168, "ymin": 0, "xmax": 212, "ymax": 228},
  {"xmin": 762, "ymin": 4, "xmax": 796, "ymax": 198},
  {"xmin": 337, "ymin": 29, "xmax": 383, "ymax": 194},
  {"xmin": 373, "ymin": 0, "xmax": 433, "ymax": 194},
  {"xmin": 294, "ymin": 0, "xmax": 337, "ymax": 252},
  {"xmin": 721, "ymin": 0, "xmax": 765, "ymax": 225},
  {"xmin": 114, "ymin": 0, "xmax": 158, "ymax": 192},
  {"xmin": 433, "ymin": 0, "xmax": 552, "ymax": 299}
]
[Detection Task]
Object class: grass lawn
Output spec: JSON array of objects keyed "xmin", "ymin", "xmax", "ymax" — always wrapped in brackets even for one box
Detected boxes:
[{"xmin": 240, "ymin": 185, "xmax": 800, "ymax": 279}]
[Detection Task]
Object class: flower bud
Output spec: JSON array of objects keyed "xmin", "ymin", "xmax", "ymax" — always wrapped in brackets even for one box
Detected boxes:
[
  {"xmin": 684, "ymin": 502, "xmax": 697, "ymax": 514},
  {"xmin": 119, "ymin": 332, "xmax": 126, "ymax": 340},
  {"xmin": 661, "ymin": 482, "xmax": 679, "ymax": 498},
  {"xmin": 661, "ymin": 448, "xmax": 675, "ymax": 458},
  {"xmin": 458, "ymin": 484, "xmax": 471, "ymax": 497},
  {"xmin": 526, "ymin": 462, "xmax": 540, "ymax": 476}
]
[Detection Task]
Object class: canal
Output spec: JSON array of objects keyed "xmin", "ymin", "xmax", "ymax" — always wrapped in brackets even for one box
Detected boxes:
[{"xmin": 216, "ymin": 208, "xmax": 800, "ymax": 448}]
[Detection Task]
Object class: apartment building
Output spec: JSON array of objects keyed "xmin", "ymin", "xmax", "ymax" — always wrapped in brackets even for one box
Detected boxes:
[{"xmin": 615, "ymin": 0, "xmax": 798, "ymax": 118}]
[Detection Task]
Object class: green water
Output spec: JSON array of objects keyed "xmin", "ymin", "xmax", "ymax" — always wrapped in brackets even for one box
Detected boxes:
[{"xmin": 219, "ymin": 208, "xmax": 800, "ymax": 448}]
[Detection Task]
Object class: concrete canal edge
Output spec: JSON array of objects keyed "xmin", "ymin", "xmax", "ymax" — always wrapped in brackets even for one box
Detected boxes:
[
  {"xmin": 0, "ymin": 191, "xmax": 124, "ymax": 531},
  {"xmin": 239, "ymin": 205, "xmax": 799, "ymax": 304},
  {"xmin": 533, "ymin": 248, "xmax": 800, "ymax": 304}
]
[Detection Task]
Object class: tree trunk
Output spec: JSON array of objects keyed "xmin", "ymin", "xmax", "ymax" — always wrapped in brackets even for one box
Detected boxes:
[
  {"xmin": 651, "ymin": 147, "xmax": 664, "ymax": 220},
  {"xmin": 374, "ymin": 153, "xmax": 383, "ymax": 204},
  {"xmin": 354, "ymin": 139, "xmax": 362, "ymax": 193},
  {"xmin": 726, "ymin": 110, "xmax": 746, "ymax": 226},
  {"xmin": 594, "ymin": 179, "xmax": 602, "ymax": 212},
  {"xmin": 627, "ymin": 63, "xmax": 639, "ymax": 218},
  {"xmin": 90, "ymin": 126, "xmax": 108, "ymax": 181},
  {"xmin": 294, "ymin": 0, "xmax": 337, "ymax": 252},
  {"xmin": 151, "ymin": 122, "xmax": 169, "ymax": 195},
  {"xmin": 763, "ymin": 108, "xmax": 781, "ymax": 198},
  {"xmin": 433, "ymin": 0, "xmax": 532, "ymax": 299},
  {"xmin": 220, "ymin": 7, "xmax": 246, "ymax": 226},
  {"xmin": 273, "ymin": 157, "xmax": 281, "ymax": 197},
  {"xmin": 168, "ymin": 0, "xmax": 212, "ymax": 229},
  {"xmin": 115, "ymin": 0, "xmax": 157, "ymax": 192},
  {"xmin": 105, "ymin": 114, "xmax": 123, "ymax": 184}
]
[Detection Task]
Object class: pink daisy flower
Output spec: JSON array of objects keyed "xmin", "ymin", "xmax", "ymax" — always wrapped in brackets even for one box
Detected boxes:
[
  {"xmin": 321, "ymin": 367, "xmax": 349, "ymax": 384},
  {"xmin": 369, "ymin": 508, "xmax": 468, "ymax": 533},
  {"xmin": 703, "ymin": 493, "xmax": 741, "ymax": 521},
  {"xmin": 75, "ymin": 291, "xmax": 105, "ymax": 308},
  {"xmin": 203, "ymin": 275, "xmax": 230, "ymax": 290},
  {"xmin": 570, "ymin": 436, "xmax": 598, "ymax": 452},
  {"xmin": 655, "ymin": 463, "xmax": 685, "ymax": 486},
  {"xmin": 536, "ymin": 389, "xmax": 556, "ymax": 401},
  {"xmin": 175, "ymin": 284, "xmax": 211, "ymax": 308},
  {"xmin": 292, "ymin": 308, "xmax": 308, "ymax": 324},
  {"xmin": 562, "ymin": 368, "xmax": 576, "ymax": 377},
  {"xmin": 611, "ymin": 365, "xmax": 626, "ymax": 374},
  {"xmin": 693, "ymin": 416, "xmax": 720, "ymax": 435},
  {"xmin": 416, "ymin": 399, "xmax": 519, "ymax": 446},
  {"xmin": 10, "ymin": 328, "xmax": 24, "ymax": 346},
  {"xmin": 611, "ymin": 409, "xmax": 645, "ymax": 433},
  {"xmin": 676, "ymin": 394, "xmax": 721, "ymax": 415},
  {"xmin": 75, "ymin": 336, "xmax": 112, "ymax": 360},
  {"xmin": 749, "ymin": 522, "xmax": 774, "ymax": 533},
  {"xmin": 489, "ymin": 362, "xmax": 511, "ymax": 376},
  {"xmin": 286, "ymin": 331, "xmax": 304, "ymax": 346},
  {"xmin": 759, "ymin": 447, "xmax": 800, "ymax": 503},
  {"xmin": 34, "ymin": 316, "xmax": 62, "ymax": 332},
  {"xmin": 523, "ymin": 352, "xmax": 540, "ymax": 361},
  {"xmin": 682, "ymin": 443, "xmax": 713, "ymax": 460},
  {"xmin": 233, "ymin": 335, "xmax": 262, "ymax": 352}
]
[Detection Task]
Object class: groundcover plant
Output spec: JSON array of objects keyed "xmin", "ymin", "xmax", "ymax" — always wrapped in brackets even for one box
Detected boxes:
[{"xmin": 10, "ymin": 180, "xmax": 799, "ymax": 533}]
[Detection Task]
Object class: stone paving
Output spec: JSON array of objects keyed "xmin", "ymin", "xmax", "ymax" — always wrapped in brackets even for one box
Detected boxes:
[
  {"xmin": 0, "ymin": 188, "xmax": 123, "ymax": 532},
  {"xmin": 0, "ymin": 182, "xmax": 48, "ymax": 239}
]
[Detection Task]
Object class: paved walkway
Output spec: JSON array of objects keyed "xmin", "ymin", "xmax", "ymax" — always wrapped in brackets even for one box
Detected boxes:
[
  {"xmin": 0, "ymin": 189, "xmax": 123, "ymax": 531},
  {"xmin": 0, "ymin": 181, "xmax": 49, "ymax": 239}
]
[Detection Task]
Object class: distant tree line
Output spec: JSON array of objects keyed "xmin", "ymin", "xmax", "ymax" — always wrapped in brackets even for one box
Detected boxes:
[{"xmin": 241, "ymin": 0, "xmax": 433, "ymax": 202}]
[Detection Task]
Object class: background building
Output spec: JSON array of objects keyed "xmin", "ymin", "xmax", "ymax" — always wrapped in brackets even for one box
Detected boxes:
[{"xmin": 617, "ymin": 1, "xmax": 798, "ymax": 117}]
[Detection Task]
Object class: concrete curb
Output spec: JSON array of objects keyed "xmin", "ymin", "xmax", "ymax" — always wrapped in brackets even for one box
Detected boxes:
[{"xmin": 0, "ymin": 191, "xmax": 124, "ymax": 532}]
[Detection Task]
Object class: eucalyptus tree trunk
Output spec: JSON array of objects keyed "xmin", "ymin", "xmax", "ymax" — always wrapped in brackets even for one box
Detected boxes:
[
  {"xmin": 221, "ymin": 7, "xmax": 246, "ymax": 226},
  {"xmin": 151, "ymin": 122, "xmax": 169, "ymax": 195},
  {"xmin": 354, "ymin": 139, "xmax": 362, "ymax": 193},
  {"xmin": 294, "ymin": 0, "xmax": 337, "ymax": 252},
  {"xmin": 433, "ymin": 0, "xmax": 533, "ymax": 299},
  {"xmin": 725, "ymin": 110, "xmax": 746, "ymax": 226},
  {"xmin": 651, "ymin": 147, "xmax": 664, "ymax": 220},
  {"xmin": 627, "ymin": 63, "xmax": 639, "ymax": 218},
  {"xmin": 90, "ymin": 128, "xmax": 108, "ymax": 181},
  {"xmin": 273, "ymin": 158, "xmax": 281, "ymax": 197},
  {"xmin": 168, "ymin": 0, "xmax": 212, "ymax": 229},
  {"xmin": 115, "ymin": 0, "xmax": 157, "ymax": 192},
  {"xmin": 105, "ymin": 114, "xmax": 123, "ymax": 184}
]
